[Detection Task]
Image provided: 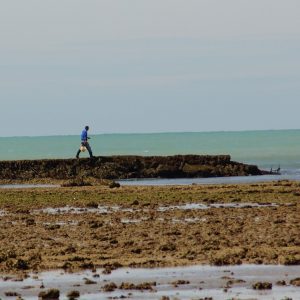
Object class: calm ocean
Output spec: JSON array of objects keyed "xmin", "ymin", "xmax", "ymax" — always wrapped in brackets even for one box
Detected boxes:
[{"xmin": 1, "ymin": 130, "xmax": 300, "ymax": 175}]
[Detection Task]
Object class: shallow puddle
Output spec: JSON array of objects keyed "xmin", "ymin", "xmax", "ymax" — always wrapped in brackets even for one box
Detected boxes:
[
  {"xmin": 120, "ymin": 218, "xmax": 147, "ymax": 224},
  {"xmin": 157, "ymin": 202, "xmax": 278, "ymax": 212},
  {"xmin": 0, "ymin": 184, "xmax": 60, "ymax": 189},
  {"xmin": 172, "ymin": 217, "xmax": 206, "ymax": 223},
  {"xmin": 31, "ymin": 202, "xmax": 278, "ymax": 216},
  {"xmin": 32, "ymin": 205, "xmax": 134, "ymax": 215},
  {"xmin": 42, "ymin": 221, "xmax": 79, "ymax": 226},
  {"xmin": 33, "ymin": 206, "xmax": 109, "ymax": 215},
  {"xmin": 118, "ymin": 174, "xmax": 299, "ymax": 186},
  {"xmin": 0, "ymin": 265, "xmax": 299, "ymax": 300}
]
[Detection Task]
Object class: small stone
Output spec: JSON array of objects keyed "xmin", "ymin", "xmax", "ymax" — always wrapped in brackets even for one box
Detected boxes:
[
  {"xmin": 131, "ymin": 199, "xmax": 139, "ymax": 205},
  {"xmin": 84, "ymin": 278, "xmax": 97, "ymax": 285},
  {"xmin": 66, "ymin": 290, "xmax": 80, "ymax": 299},
  {"xmin": 4, "ymin": 292, "xmax": 20, "ymax": 297},
  {"xmin": 102, "ymin": 282, "xmax": 117, "ymax": 292},
  {"xmin": 109, "ymin": 181, "xmax": 121, "ymax": 188},
  {"xmin": 290, "ymin": 277, "xmax": 300, "ymax": 286},
  {"xmin": 38, "ymin": 289, "xmax": 60, "ymax": 299},
  {"xmin": 252, "ymin": 282, "xmax": 272, "ymax": 290}
]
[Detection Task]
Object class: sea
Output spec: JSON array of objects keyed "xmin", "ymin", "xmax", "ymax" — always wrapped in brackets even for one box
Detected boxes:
[{"xmin": 1, "ymin": 130, "xmax": 300, "ymax": 184}]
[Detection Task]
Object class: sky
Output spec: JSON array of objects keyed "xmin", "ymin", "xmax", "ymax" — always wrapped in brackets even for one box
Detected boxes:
[{"xmin": 0, "ymin": 0, "xmax": 300, "ymax": 136}]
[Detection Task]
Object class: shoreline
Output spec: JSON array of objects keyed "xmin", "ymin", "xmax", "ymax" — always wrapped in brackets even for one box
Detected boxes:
[{"xmin": 1, "ymin": 264, "xmax": 300, "ymax": 299}]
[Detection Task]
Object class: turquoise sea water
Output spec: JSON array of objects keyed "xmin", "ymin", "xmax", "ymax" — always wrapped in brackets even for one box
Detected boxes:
[{"xmin": 1, "ymin": 130, "xmax": 300, "ymax": 174}]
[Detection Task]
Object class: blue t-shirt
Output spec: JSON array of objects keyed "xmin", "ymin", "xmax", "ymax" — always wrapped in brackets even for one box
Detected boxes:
[{"xmin": 81, "ymin": 129, "xmax": 88, "ymax": 141}]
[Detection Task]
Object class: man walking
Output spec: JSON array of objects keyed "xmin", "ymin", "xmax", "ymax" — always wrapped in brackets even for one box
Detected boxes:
[{"xmin": 76, "ymin": 126, "xmax": 94, "ymax": 158}]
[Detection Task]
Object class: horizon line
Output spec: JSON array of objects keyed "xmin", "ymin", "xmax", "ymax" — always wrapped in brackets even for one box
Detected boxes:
[{"xmin": 1, "ymin": 128, "xmax": 300, "ymax": 139}]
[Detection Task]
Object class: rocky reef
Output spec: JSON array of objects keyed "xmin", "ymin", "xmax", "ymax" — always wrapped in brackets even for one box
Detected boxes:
[{"xmin": 0, "ymin": 155, "xmax": 265, "ymax": 181}]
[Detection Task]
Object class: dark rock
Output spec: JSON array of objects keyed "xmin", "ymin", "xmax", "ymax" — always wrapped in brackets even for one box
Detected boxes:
[
  {"xmin": 102, "ymin": 282, "xmax": 117, "ymax": 292},
  {"xmin": 85, "ymin": 201, "xmax": 99, "ymax": 208},
  {"xmin": 25, "ymin": 218, "xmax": 36, "ymax": 226},
  {"xmin": 131, "ymin": 199, "xmax": 139, "ymax": 205},
  {"xmin": 66, "ymin": 290, "xmax": 80, "ymax": 300},
  {"xmin": 159, "ymin": 243, "xmax": 176, "ymax": 252},
  {"xmin": 80, "ymin": 262, "xmax": 95, "ymax": 269},
  {"xmin": 5, "ymin": 291, "xmax": 20, "ymax": 297},
  {"xmin": 14, "ymin": 259, "xmax": 29, "ymax": 270},
  {"xmin": 45, "ymin": 224, "xmax": 60, "ymax": 231},
  {"xmin": 84, "ymin": 278, "xmax": 97, "ymax": 284},
  {"xmin": 38, "ymin": 289, "xmax": 60, "ymax": 299},
  {"xmin": 0, "ymin": 155, "xmax": 266, "ymax": 181},
  {"xmin": 276, "ymin": 280, "xmax": 286, "ymax": 286},
  {"xmin": 109, "ymin": 181, "xmax": 121, "ymax": 188},
  {"xmin": 280, "ymin": 255, "xmax": 300, "ymax": 265},
  {"xmin": 172, "ymin": 280, "xmax": 190, "ymax": 286},
  {"xmin": 290, "ymin": 277, "xmax": 300, "ymax": 286},
  {"xmin": 131, "ymin": 248, "xmax": 142, "ymax": 254},
  {"xmin": 89, "ymin": 220, "xmax": 103, "ymax": 229},
  {"xmin": 252, "ymin": 282, "xmax": 272, "ymax": 290},
  {"xmin": 119, "ymin": 282, "xmax": 156, "ymax": 290}
]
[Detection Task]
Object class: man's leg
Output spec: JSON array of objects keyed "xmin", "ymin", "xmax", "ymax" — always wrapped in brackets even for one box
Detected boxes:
[
  {"xmin": 76, "ymin": 149, "xmax": 81, "ymax": 158},
  {"xmin": 86, "ymin": 143, "xmax": 94, "ymax": 158}
]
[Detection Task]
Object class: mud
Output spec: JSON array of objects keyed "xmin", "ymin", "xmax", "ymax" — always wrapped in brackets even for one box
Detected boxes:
[{"xmin": 0, "ymin": 155, "xmax": 264, "ymax": 182}]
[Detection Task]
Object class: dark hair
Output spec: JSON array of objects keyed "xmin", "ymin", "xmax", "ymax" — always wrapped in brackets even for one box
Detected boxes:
[{"xmin": 85, "ymin": 126, "xmax": 89, "ymax": 130}]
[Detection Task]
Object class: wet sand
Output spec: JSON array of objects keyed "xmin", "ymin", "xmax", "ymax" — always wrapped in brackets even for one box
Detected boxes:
[{"xmin": 0, "ymin": 181, "xmax": 299, "ymax": 298}]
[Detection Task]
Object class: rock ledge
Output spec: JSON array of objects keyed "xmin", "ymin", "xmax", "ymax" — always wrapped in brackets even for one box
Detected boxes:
[{"xmin": 0, "ymin": 155, "xmax": 265, "ymax": 181}]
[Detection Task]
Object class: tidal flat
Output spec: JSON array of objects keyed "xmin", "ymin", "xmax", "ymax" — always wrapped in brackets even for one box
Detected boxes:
[
  {"xmin": 0, "ymin": 181, "xmax": 300, "ymax": 298},
  {"xmin": 0, "ymin": 181, "xmax": 299, "ymax": 274}
]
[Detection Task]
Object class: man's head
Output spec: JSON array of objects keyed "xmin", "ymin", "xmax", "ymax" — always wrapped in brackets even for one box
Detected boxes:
[{"xmin": 85, "ymin": 126, "xmax": 89, "ymax": 131}]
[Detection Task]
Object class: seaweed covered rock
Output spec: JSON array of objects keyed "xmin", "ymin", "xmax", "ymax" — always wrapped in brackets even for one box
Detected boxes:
[
  {"xmin": 252, "ymin": 282, "xmax": 272, "ymax": 290},
  {"xmin": 0, "ymin": 155, "xmax": 265, "ymax": 181},
  {"xmin": 38, "ymin": 289, "xmax": 60, "ymax": 300},
  {"xmin": 0, "ymin": 155, "xmax": 263, "ymax": 180}
]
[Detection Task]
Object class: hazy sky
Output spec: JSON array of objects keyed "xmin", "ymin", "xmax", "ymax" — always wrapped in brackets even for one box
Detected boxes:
[{"xmin": 1, "ymin": 0, "xmax": 300, "ymax": 136}]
